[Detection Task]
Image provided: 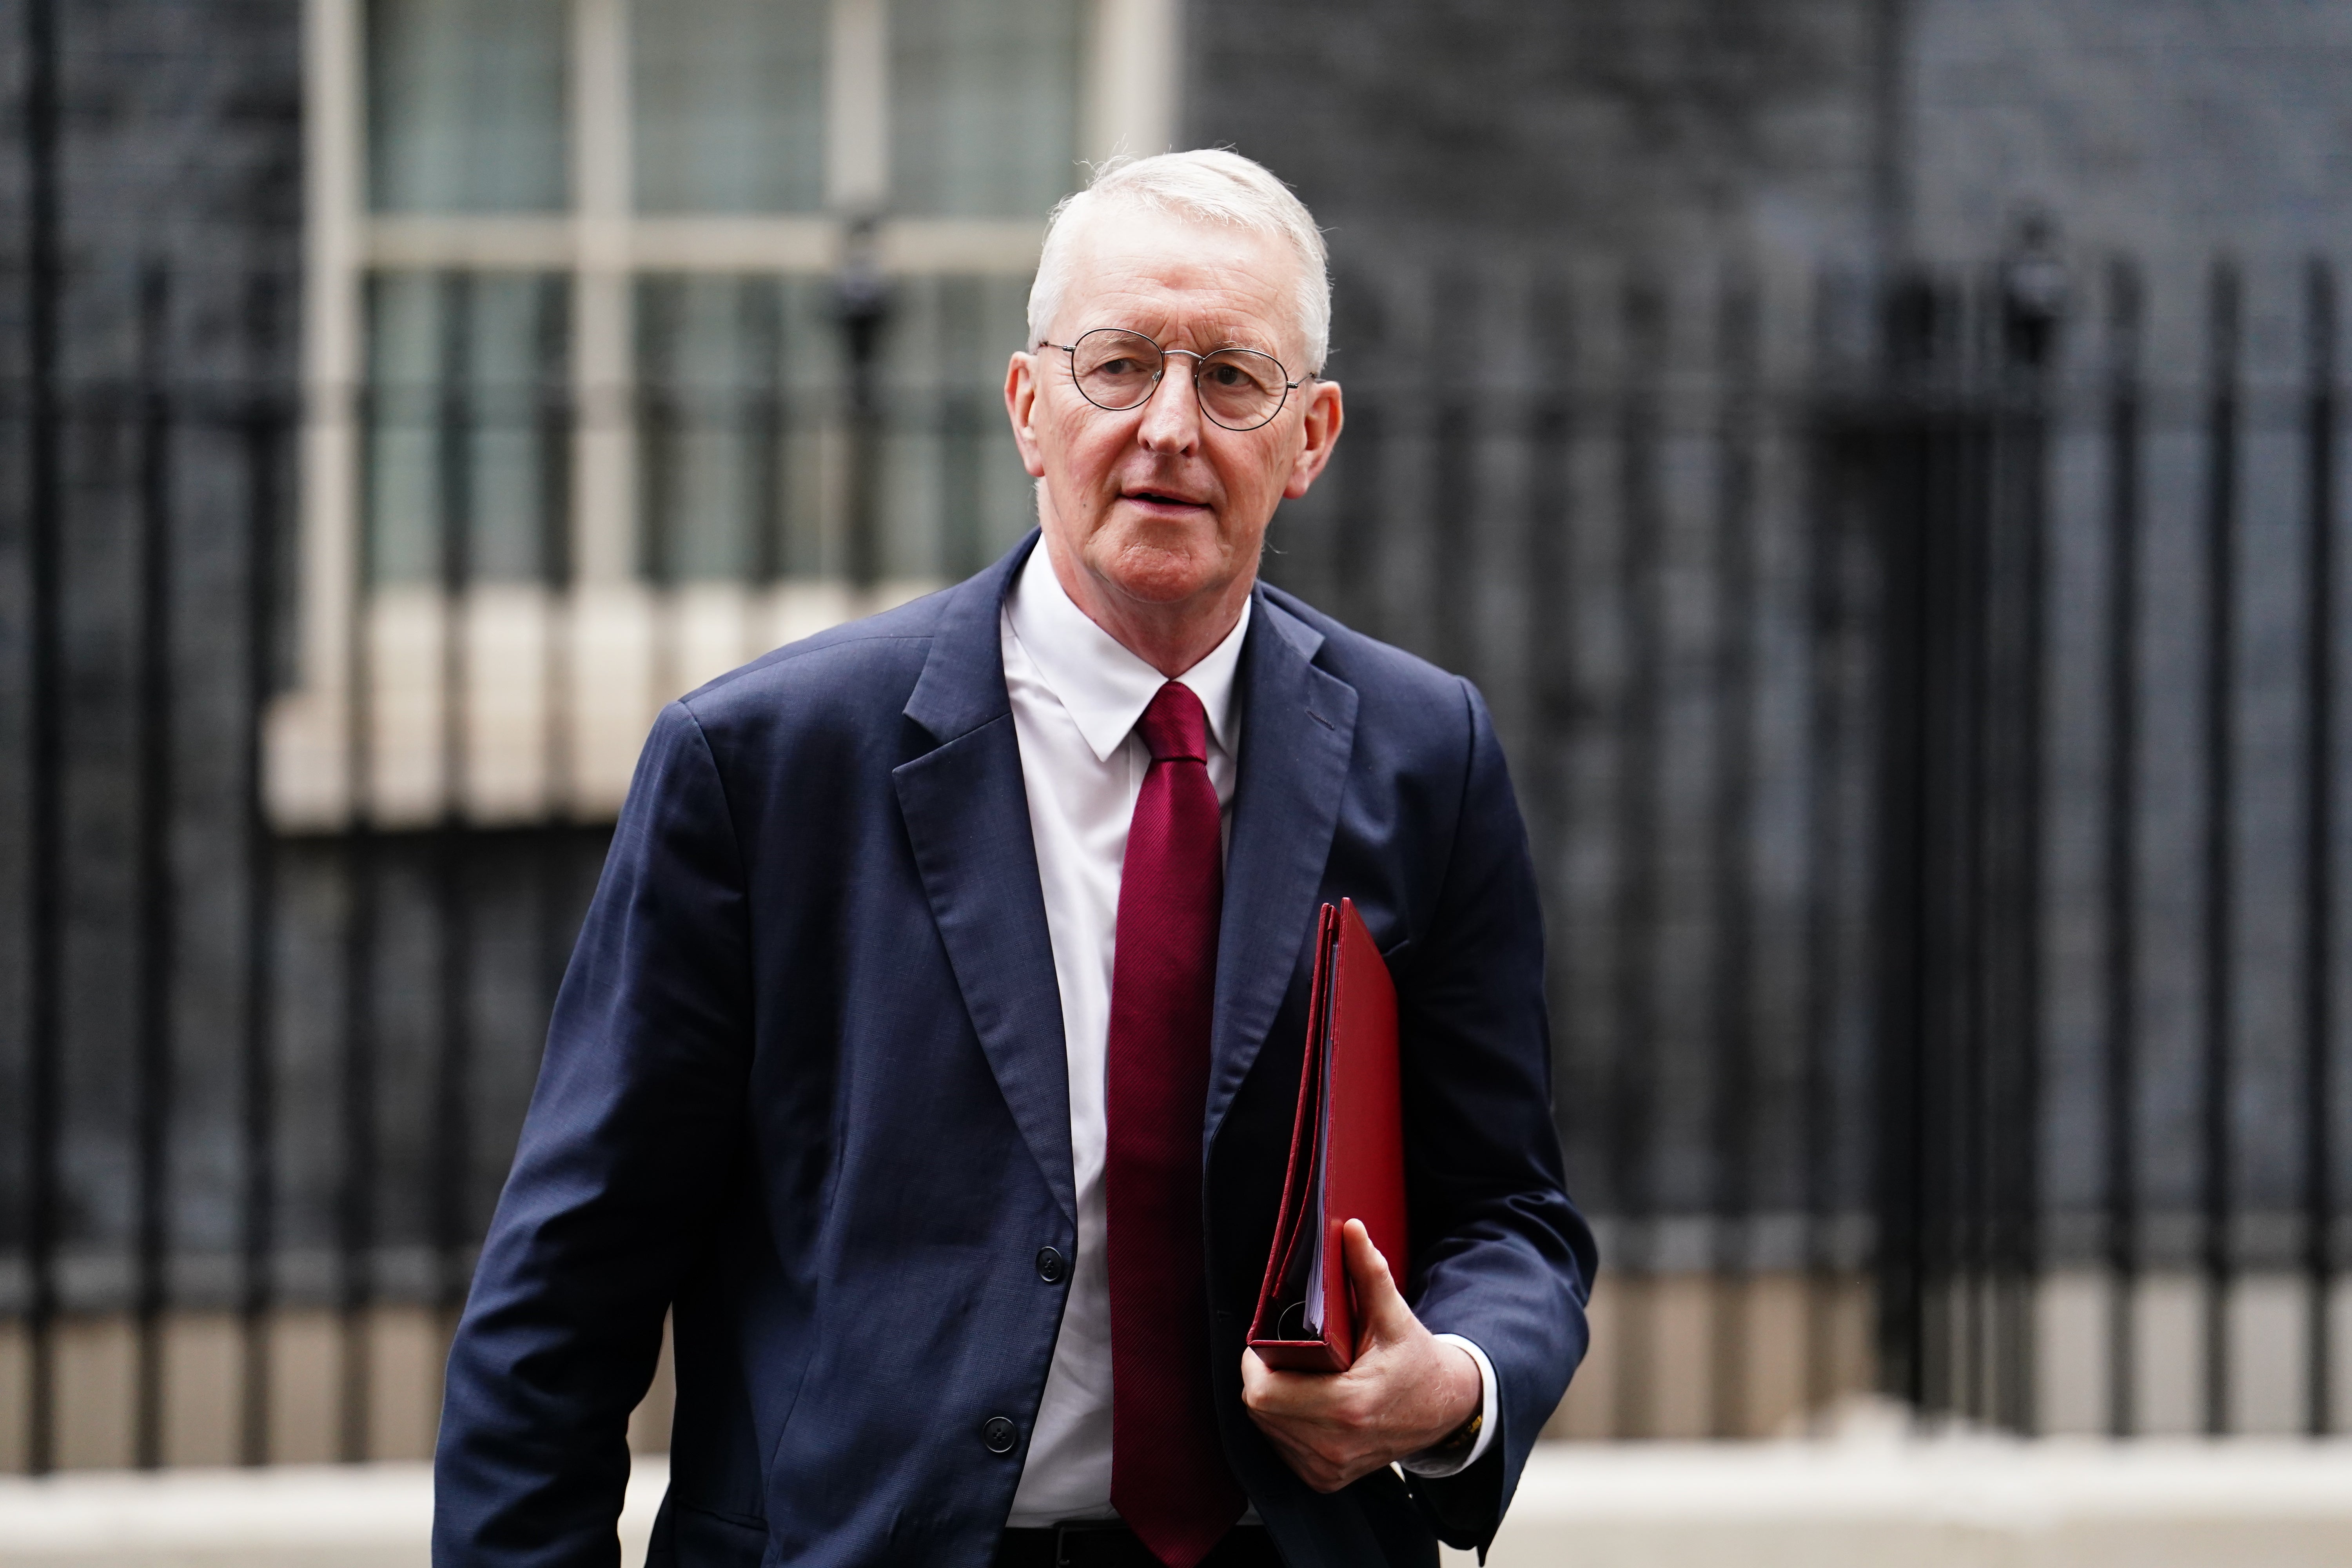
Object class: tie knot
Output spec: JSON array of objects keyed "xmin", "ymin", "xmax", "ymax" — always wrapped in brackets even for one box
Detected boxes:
[{"xmin": 1136, "ymin": 681, "xmax": 1210, "ymax": 764}]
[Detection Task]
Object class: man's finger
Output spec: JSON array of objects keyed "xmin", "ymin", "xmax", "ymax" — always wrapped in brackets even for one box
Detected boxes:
[
  {"xmin": 1341, "ymin": 1218, "xmax": 1416, "ymax": 1346},
  {"xmin": 1240, "ymin": 1349, "xmax": 1330, "ymax": 1417},
  {"xmin": 1238, "ymin": 1347, "xmax": 1267, "ymax": 1410}
]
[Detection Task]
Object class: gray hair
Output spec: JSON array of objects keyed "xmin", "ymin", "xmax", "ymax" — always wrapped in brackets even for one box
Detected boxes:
[{"xmin": 1025, "ymin": 149, "xmax": 1332, "ymax": 374}]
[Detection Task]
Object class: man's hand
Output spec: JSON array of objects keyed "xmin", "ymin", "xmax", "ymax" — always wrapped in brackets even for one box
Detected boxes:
[{"xmin": 1239, "ymin": 1218, "xmax": 1481, "ymax": 1493}]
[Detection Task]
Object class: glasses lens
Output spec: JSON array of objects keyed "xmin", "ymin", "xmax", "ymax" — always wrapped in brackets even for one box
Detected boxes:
[
  {"xmin": 1070, "ymin": 330, "xmax": 1161, "ymax": 410},
  {"xmin": 1196, "ymin": 349, "xmax": 1285, "ymax": 429}
]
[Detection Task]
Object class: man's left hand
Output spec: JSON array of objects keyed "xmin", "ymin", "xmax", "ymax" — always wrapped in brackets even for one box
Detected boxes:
[{"xmin": 1239, "ymin": 1218, "xmax": 1481, "ymax": 1492}]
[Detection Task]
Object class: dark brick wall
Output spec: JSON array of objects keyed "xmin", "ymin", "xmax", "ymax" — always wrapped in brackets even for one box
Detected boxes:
[
  {"xmin": 0, "ymin": 0, "xmax": 301, "ymax": 378},
  {"xmin": 1906, "ymin": 0, "xmax": 2352, "ymax": 271},
  {"xmin": 1181, "ymin": 0, "xmax": 2352, "ymax": 1245},
  {"xmin": 1183, "ymin": 0, "xmax": 1895, "ymax": 286},
  {"xmin": 1185, "ymin": 0, "xmax": 2352, "ymax": 360},
  {"xmin": 1, "ymin": 1, "xmax": 302, "ymax": 1264}
]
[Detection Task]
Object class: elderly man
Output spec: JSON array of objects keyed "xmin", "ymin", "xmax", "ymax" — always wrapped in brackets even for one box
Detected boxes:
[{"xmin": 433, "ymin": 150, "xmax": 1593, "ymax": 1568}]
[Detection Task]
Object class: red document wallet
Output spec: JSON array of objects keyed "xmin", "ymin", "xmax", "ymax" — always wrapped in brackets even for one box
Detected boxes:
[{"xmin": 1246, "ymin": 898, "xmax": 1407, "ymax": 1372}]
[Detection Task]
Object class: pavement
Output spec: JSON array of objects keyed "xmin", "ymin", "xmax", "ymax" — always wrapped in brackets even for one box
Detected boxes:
[
  {"xmin": 0, "ymin": 1459, "xmax": 662, "ymax": 1568},
  {"xmin": 1492, "ymin": 1424, "xmax": 2352, "ymax": 1567},
  {"xmin": 5, "ymin": 1419, "xmax": 2352, "ymax": 1567}
]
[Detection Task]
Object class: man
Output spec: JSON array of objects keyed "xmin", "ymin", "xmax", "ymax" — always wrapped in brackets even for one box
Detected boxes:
[{"xmin": 434, "ymin": 150, "xmax": 1593, "ymax": 1568}]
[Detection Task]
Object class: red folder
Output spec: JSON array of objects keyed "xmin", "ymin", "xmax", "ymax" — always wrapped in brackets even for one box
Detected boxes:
[{"xmin": 1246, "ymin": 899, "xmax": 1406, "ymax": 1372}]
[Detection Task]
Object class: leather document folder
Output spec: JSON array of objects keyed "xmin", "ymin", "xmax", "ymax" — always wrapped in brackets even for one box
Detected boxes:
[{"xmin": 1247, "ymin": 898, "xmax": 1406, "ymax": 1373}]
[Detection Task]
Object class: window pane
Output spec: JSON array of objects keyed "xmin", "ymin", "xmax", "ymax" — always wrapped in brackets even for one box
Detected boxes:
[
  {"xmin": 891, "ymin": 0, "xmax": 1085, "ymax": 218},
  {"xmin": 367, "ymin": 274, "xmax": 442, "ymax": 581},
  {"xmin": 369, "ymin": 0, "xmax": 567, "ymax": 212},
  {"xmin": 467, "ymin": 276, "xmax": 572, "ymax": 581},
  {"xmin": 637, "ymin": 275, "xmax": 837, "ymax": 581},
  {"xmin": 366, "ymin": 272, "xmax": 570, "ymax": 584},
  {"xmin": 635, "ymin": 273, "xmax": 1030, "ymax": 585},
  {"xmin": 632, "ymin": 0, "xmax": 828, "ymax": 212},
  {"xmin": 877, "ymin": 274, "xmax": 1037, "ymax": 578}
]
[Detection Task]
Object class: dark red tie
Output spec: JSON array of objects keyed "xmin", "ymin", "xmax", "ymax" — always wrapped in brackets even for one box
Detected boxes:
[{"xmin": 1106, "ymin": 682, "xmax": 1246, "ymax": 1568}]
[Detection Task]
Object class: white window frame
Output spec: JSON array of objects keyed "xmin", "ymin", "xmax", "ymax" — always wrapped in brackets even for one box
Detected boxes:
[{"xmin": 276, "ymin": 0, "xmax": 1178, "ymax": 829}]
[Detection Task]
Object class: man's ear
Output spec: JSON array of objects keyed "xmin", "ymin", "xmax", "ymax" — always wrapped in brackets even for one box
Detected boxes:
[
  {"xmin": 1005, "ymin": 350, "xmax": 1048, "ymax": 479},
  {"xmin": 1283, "ymin": 378, "xmax": 1345, "ymax": 500}
]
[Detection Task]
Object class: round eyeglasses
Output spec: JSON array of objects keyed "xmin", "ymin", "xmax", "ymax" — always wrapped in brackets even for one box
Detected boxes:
[{"xmin": 1038, "ymin": 327, "xmax": 1308, "ymax": 432}]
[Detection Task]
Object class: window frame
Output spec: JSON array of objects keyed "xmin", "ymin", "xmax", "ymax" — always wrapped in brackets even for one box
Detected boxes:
[{"xmin": 283, "ymin": 0, "xmax": 1178, "ymax": 828}]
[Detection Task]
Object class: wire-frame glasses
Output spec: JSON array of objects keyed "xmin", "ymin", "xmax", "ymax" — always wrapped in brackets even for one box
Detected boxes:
[{"xmin": 1038, "ymin": 327, "xmax": 1308, "ymax": 432}]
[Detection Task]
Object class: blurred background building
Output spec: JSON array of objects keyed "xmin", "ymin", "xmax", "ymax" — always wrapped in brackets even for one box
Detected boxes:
[{"xmin": 2, "ymin": 0, "xmax": 2349, "ymax": 1490}]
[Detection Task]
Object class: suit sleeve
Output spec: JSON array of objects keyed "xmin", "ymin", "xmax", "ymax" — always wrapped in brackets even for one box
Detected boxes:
[
  {"xmin": 1396, "ymin": 679, "xmax": 1597, "ymax": 1552},
  {"xmin": 434, "ymin": 701, "xmax": 753, "ymax": 1568}
]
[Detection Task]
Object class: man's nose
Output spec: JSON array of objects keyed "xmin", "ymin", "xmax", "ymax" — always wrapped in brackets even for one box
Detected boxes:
[{"xmin": 1135, "ymin": 356, "xmax": 1202, "ymax": 452}]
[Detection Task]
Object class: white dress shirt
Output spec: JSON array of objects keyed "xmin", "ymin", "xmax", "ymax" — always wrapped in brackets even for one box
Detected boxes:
[{"xmin": 999, "ymin": 543, "xmax": 1496, "ymax": 1527}]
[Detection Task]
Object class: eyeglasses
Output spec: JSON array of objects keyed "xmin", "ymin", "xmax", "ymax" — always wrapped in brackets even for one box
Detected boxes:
[{"xmin": 1037, "ymin": 327, "xmax": 1308, "ymax": 432}]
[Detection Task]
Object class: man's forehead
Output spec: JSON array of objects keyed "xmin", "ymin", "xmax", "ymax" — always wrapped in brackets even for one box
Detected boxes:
[{"xmin": 1053, "ymin": 207, "xmax": 1302, "ymax": 352}]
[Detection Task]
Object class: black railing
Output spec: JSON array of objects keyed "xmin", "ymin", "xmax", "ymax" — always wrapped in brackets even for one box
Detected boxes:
[
  {"xmin": 1270, "ymin": 251, "xmax": 2348, "ymax": 1439},
  {"xmin": 4, "ymin": 249, "xmax": 2348, "ymax": 1469}
]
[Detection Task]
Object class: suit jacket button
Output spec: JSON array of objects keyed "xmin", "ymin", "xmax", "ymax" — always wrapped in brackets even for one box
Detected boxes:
[
  {"xmin": 982, "ymin": 1416, "xmax": 1018, "ymax": 1454},
  {"xmin": 1036, "ymin": 1246, "xmax": 1066, "ymax": 1283}
]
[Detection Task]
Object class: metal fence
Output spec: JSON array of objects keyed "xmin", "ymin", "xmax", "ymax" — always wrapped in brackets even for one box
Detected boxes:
[
  {"xmin": 1268, "ymin": 247, "xmax": 2348, "ymax": 1441},
  {"xmin": 3, "ymin": 245, "xmax": 2347, "ymax": 1470}
]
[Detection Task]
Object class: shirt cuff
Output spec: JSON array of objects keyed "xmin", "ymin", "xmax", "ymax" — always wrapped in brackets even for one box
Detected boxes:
[{"xmin": 1398, "ymin": 1333, "xmax": 1498, "ymax": 1478}]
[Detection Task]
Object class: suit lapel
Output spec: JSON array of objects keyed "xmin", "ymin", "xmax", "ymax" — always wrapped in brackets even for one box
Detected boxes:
[
  {"xmin": 1205, "ymin": 591, "xmax": 1358, "ymax": 1147},
  {"xmin": 894, "ymin": 535, "xmax": 1076, "ymax": 1226}
]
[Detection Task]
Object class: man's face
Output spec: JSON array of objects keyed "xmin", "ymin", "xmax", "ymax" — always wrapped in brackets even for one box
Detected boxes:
[{"xmin": 1005, "ymin": 206, "xmax": 1343, "ymax": 617}]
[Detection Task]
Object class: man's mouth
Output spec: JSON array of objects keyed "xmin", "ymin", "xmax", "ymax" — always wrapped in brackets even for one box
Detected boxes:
[{"xmin": 1122, "ymin": 488, "xmax": 1209, "ymax": 510}]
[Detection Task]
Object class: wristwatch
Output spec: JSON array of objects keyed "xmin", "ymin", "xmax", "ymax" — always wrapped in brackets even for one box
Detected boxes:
[{"xmin": 1421, "ymin": 1405, "xmax": 1483, "ymax": 1464}]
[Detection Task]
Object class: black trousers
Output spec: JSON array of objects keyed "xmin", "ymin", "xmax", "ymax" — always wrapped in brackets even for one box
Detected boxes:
[{"xmin": 994, "ymin": 1521, "xmax": 1285, "ymax": 1568}]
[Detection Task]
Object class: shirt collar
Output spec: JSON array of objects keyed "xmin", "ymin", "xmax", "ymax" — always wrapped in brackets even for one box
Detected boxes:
[{"xmin": 1005, "ymin": 539, "xmax": 1250, "ymax": 765}]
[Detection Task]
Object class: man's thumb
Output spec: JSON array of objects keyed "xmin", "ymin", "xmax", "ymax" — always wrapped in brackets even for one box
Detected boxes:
[{"xmin": 1341, "ymin": 1218, "xmax": 1413, "ymax": 1344}]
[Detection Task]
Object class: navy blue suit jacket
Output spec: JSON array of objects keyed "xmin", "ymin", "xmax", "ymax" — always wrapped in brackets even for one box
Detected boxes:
[{"xmin": 433, "ymin": 534, "xmax": 1594, "ymax": 1567}]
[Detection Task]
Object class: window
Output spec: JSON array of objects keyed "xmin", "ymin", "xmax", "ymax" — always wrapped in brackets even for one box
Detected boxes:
[
  {"xmin": 891, "ymin": 0, "xmax": 1088, "ymax": 218},
  {"xmin": 276, "ymin": 0, "xmax": 1178, "ymax": 828},
  {"xmin": 368, "ymin": 0, "xmax": 569, "ymax": 213},
  {"xmin": 631, "ymin": 0, "xmax": 829, "ymax": 214}
]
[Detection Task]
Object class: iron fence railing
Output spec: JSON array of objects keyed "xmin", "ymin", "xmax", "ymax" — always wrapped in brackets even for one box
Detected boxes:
[{"xmin": 3, "ymin": 248, "xmax": 2347, "ymax": 1470}]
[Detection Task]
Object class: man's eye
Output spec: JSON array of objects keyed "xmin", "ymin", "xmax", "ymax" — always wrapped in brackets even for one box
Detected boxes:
[
  {"xmin": 1093, "ymin": 357, "xmax": 1150, "ymax": 377},
  {"xmin": 1204, "ymin": 363, "xmax": 1255, "ymax": 388}
]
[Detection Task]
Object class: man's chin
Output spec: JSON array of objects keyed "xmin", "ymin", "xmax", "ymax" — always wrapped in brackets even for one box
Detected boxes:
[
  {"xmin": 1086, "ymin": 529, "xmax": 1236, "ymax": 608},
  {"xmin": 1100, "ymin": 567, "xmax": 1222, "ymax": 610}
]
